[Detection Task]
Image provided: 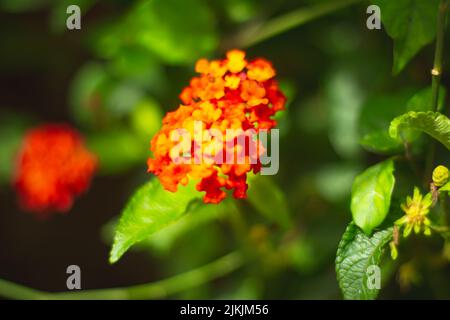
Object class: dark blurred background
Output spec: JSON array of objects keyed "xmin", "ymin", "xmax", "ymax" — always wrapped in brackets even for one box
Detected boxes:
[{"xmin": 1, "ymin": 0, "xmax": 449, "ymax": 299}]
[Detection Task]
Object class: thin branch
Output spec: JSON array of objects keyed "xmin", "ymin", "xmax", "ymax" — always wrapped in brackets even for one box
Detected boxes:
[
  {"xmin": 0, "ymin": 251, "xmax": 243, "ymax": 300},
  {"xmin": 424, "ymin": 0, "xmax": 449, "ymax": 186},
  {"xmin": 224, "ymin": 0, "xmax": 362, "ymax": 49}
]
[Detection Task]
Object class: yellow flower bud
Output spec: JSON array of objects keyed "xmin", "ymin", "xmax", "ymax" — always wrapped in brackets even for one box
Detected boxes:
[{"xmin": 432, "ymin": 165, "xmax": 449, "ymax": 187}]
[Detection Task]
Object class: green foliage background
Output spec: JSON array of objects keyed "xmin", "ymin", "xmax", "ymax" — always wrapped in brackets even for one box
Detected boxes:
[{"xmin": 0, "ymin": 0, "xmax": 450, "ymax": 299}]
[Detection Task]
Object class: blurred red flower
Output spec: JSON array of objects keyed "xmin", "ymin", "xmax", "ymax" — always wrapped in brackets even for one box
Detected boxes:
[{"xmin": 13, "ymin": 124, "xmax": 97, "ymax": 216}]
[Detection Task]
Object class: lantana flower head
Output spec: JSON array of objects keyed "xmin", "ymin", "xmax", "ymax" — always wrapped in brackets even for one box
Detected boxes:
[
  {"xmin": 148, "ymin": 50, "xmax": 286, "ymax": 203},
  {"xmin": 14, "ymin": 124, "xmax": 97, "ymax": 215}
]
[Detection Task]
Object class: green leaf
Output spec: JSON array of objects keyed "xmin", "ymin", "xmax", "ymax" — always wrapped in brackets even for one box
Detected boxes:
[
  {"xmin": 373, "ymin": 0, "xmax": 439, "ymax": 74},
  {"xmin": 389, "ymin": 111, "xmax": 450, "ymax": 150},
  {"xmin": 360, "ymin": 131, "xmax": 403, "ymax": 153},
  {"xmin": 336, "ymin": 222, "xmax": 393, "ymax": 300},
  {"xmin": 407, "ymin": 86, "xmax": 446, "ymax": 113},
  {"xmin": 351, "ymin": 159, "xmax": 395, "ymax": 235},
  {"xmin": 103, "ymin": 199, "xmax": 228, "ymax": 255},
  {"xmin": 440, "ymin": 182, "xmax": 450, "ymax": 196},
  {"xmin": 358, "ymin": 90, "xmax": 414, "ymax": 154},
  {"xmin": 109, "ymin": 179, "xmax": 200, "ymax": 263},
  {"xmin": 359, "ymin": 87, "xmax": 446, "ymax": 153},
  {"xmin": 141, "ymin": 200, "xmax": 229, "ymax": 254},
  {"xmin": 400, "ymin": 86, "xmax": 446, "ymax": 142},
  {"xmin": 247, "ymin": 175, "xmax": 291, "ymax": 228}
]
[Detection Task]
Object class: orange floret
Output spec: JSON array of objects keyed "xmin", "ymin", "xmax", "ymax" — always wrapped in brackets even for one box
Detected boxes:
[{"xmin": 247, "ymin": 58, "xmax": 276, "ymax": 82}]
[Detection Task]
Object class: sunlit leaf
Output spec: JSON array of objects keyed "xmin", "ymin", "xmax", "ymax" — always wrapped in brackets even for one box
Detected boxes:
[
  {"xmin": 389, "ymin": 111, "xmax": 450, "ymax": 150},
  {"xmin": 336, "ymin": 222, "xmax": 393, "ymax": 300},
  {"xmin": 351, "ymin": 159, "xmax": 395, "ymax": 235},
  {"xmin": 110, "ymin": 179, "xmax": 200, "ymax": 263},
  {"xmin": 373, "ymin": 0, "xmax": 439, "ymax": 74}
]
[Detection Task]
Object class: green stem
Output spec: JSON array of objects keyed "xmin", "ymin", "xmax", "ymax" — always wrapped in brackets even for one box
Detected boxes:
[
  {"xmin": 0, "ymin": 251, "xmax": 243, "ymax": 300},
  {"xmin": 424, "ymin": 0, "xmax": 448, "ymax": 185},
  {"xmin": 431, "ymin": 0, "xmax": 448, "ymax": 111},
  {"xmin": 230, "ymin": 0, "xmax": 362, "ymax": 48},
  {"xmin": 0, "ymin": 280, "xmax": 45, "ymax": 300}
]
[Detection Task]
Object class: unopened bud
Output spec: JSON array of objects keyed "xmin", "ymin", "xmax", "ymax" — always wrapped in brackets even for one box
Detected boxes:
[{"xmin": 433, "ymin": 165, "xmax": 449, "ymax": 187}]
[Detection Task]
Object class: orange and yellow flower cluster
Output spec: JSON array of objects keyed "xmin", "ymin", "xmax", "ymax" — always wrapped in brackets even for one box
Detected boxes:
[
  {"xmin": 148, "ymin": 50, "xmax": 286, "ymax": 203},
  {"xmin": 14, "ymin": 124, "xmax": 97, "ymax": 215}
]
